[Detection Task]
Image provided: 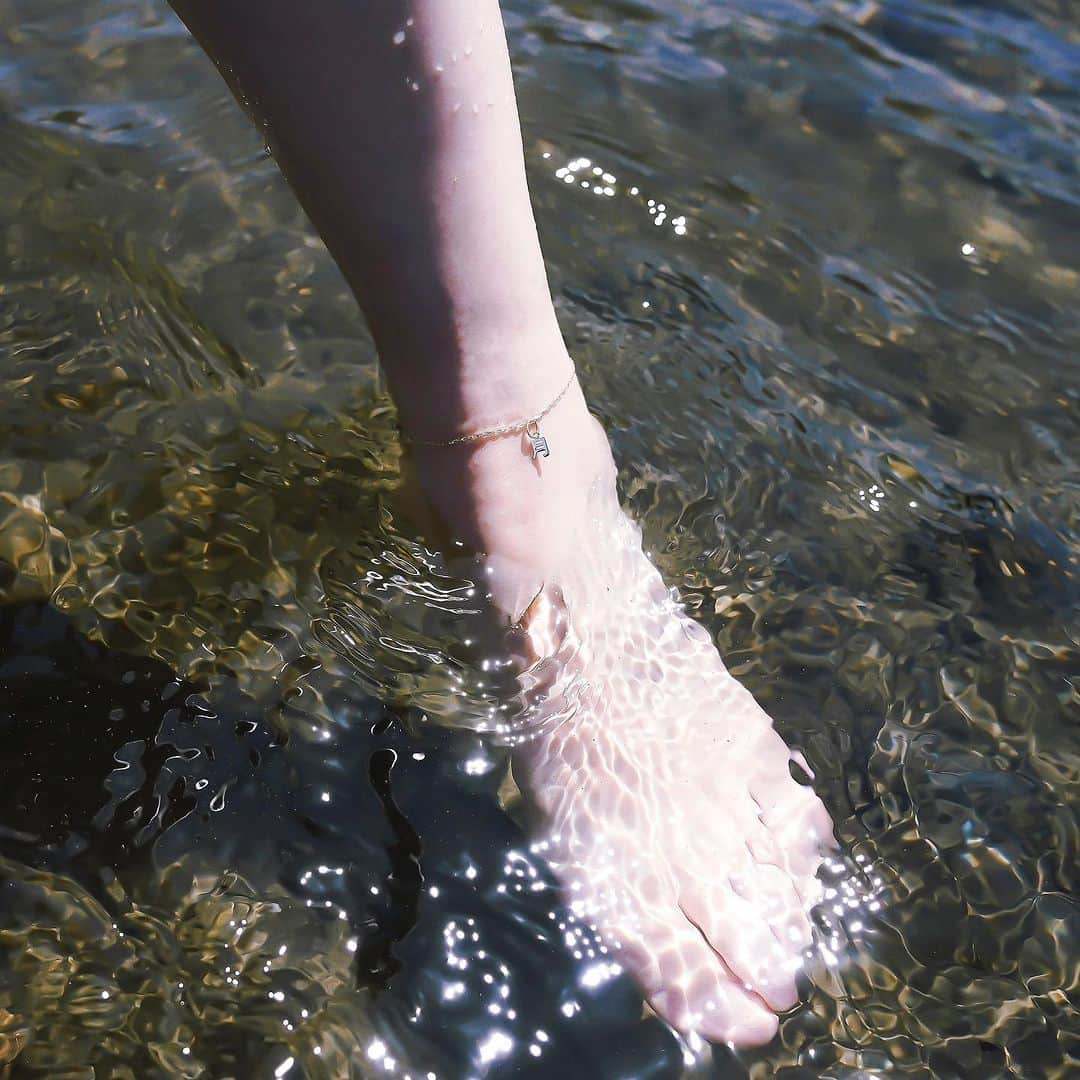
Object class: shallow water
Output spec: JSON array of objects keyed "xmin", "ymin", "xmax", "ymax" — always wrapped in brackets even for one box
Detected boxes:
[{"xmin": 0, "ymin": 0, "xmax": 1077, "ymax": 1076}]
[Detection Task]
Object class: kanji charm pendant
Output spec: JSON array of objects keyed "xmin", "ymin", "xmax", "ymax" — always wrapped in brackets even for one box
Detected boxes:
[{"xmin": 525, "ymin": 419, "xmax": 550, "ymax": 459}]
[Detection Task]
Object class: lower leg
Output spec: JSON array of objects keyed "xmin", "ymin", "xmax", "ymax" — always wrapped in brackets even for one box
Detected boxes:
[{"xmin": 168, "ymin": 0, "xmax": 832, "ymax": 1045}]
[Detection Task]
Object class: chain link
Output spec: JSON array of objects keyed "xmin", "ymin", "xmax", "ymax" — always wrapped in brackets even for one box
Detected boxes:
[{"xmin": 403, "ymin": 369, "xmax": 577, "ymax": 447}]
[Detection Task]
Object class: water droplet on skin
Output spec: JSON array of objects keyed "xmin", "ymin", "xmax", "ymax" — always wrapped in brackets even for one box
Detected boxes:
[{"xmin": 393, "ymin": 30, "xmax": 406, "ymax": 46}]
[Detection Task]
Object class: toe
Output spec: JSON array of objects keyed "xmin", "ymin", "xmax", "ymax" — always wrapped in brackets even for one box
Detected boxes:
[
  {"xmin": 746, "ymin": 773, "xmax": 834, "ymax": 897},
  {"xmin": 737, "ymin": 830, "xmax": 817, "ymax": 948},
  {"xmin": 680, "ymin": 964, "xmax": 780, "ymax": 1047},
  {"xmin": 606, "ymin": 909, "xmax": 779, "ymax": 1047},
  {"xmin": 753, "ymin": 778, "xmax": 834, "ymax": 855},
  {"xmin": 678, "ymin": 878, "xmax": 802, "ymax": 1012}
]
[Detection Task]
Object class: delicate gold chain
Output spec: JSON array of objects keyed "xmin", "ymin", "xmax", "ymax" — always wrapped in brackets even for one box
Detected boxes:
[{"xmin": 403, "ymin": 369, "xmax": 576, "ymax": 449}]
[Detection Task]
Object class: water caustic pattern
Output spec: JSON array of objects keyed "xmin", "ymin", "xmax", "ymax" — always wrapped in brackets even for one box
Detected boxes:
[
  {"xmin": 0, "ymin": 0, "xmax": 1077, "ymax": 1077},
  {"xmin": 507, "ymin": 452, "xmax": 832, "ymax": 1046}
]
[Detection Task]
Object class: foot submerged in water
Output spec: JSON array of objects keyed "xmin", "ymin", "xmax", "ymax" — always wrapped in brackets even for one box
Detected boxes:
[
  {"xmin": 509, "ymin": 514, "xmax": 831, "ymax": 1046},
  {"xmin": 406, "ymin": 387, "xmax": 833, "ymax": 1047}
]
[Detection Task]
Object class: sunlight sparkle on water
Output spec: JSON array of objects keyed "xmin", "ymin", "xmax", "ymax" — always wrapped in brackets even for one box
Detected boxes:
[
  {"xmin": 477, "ymin": 1029, "xmax": 514, "ymax": 1064},
  {"xmin": 548, "ymin": 148, "xmax": 689, "ymax": 239}
]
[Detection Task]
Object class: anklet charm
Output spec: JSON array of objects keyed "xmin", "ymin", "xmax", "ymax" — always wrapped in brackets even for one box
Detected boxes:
[{"xmin": 525, "ymin": 420, "xmax": 550, "ymax": 459}]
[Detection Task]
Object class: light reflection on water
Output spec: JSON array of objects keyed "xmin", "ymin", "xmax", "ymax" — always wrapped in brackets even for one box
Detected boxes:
[{"xmin": 0, "ymin": 0, "xmax": 1077, "ymax": 1077}]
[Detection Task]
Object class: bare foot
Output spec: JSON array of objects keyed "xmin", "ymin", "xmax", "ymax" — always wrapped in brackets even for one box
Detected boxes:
[{"xmin": 406, "ymin": 379, "xmax": 833, "ymax": 1047}]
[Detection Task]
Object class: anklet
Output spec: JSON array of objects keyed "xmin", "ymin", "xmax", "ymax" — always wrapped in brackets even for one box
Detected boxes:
[{"xmin": 402, "ymin": 370, "xmax": 576, "ymax": 459}]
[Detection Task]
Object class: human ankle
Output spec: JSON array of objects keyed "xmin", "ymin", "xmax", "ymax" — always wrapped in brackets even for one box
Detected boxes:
[
  {"xmin": 401, "ymin": 380, "xmax": 612, "ymax": 574},
  {"xmin": 386, "ymin": 320, "xmax": 576, "ymax": 445}
]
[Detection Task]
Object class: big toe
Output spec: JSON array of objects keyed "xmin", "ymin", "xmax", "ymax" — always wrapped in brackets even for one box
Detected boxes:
[
  {"xmin": 607, "ymin": 909, "xmax": 780, "ymax": 1047},
  {"xmin": 678, "ymin": 877, "xmax": 804, "ymax": 1013}
]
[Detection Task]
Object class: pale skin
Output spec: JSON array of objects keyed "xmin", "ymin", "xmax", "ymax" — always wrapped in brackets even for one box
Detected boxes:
[{"xmin": 168, "ymin": 0, "xmax": 833, "ymax": 1046}]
